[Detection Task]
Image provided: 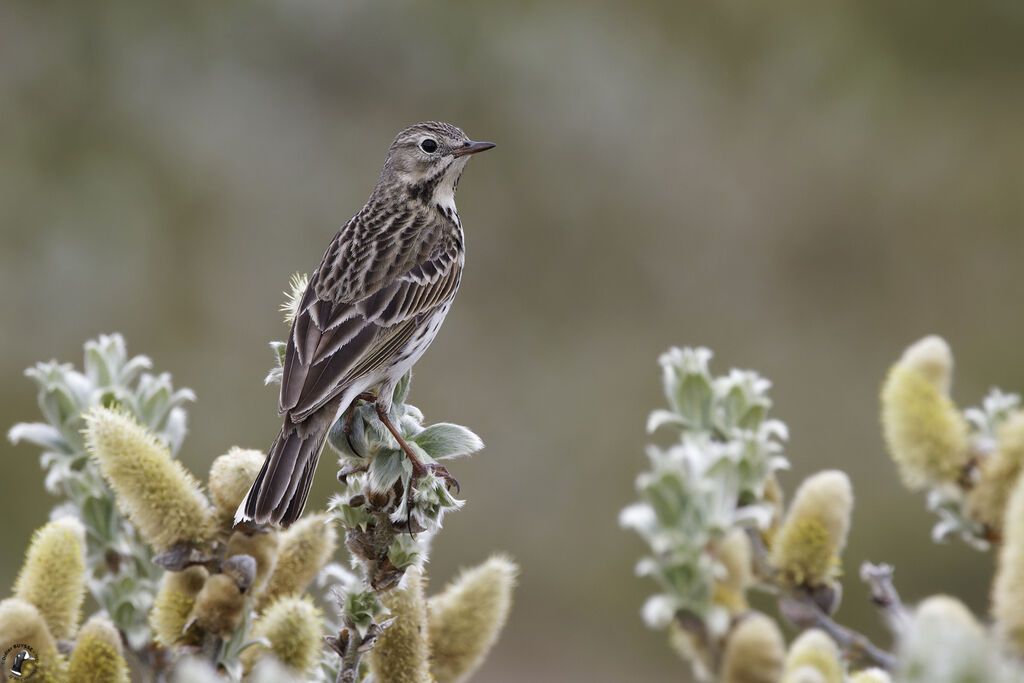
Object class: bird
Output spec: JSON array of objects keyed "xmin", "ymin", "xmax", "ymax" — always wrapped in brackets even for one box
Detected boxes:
[{"xmin": 235, "ymin": 121, "xmax": 495, "ymax": 528}]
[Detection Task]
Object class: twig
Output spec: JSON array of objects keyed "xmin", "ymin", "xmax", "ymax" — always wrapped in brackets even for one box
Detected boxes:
[
  {"xmin": 779, "ymin": 590, "xmax": 896, "ymax": 670},
  {"xmin": 337, "ymin": 627, "xmax": 363, "ymax": 683},
  {"xmin": 747, "ymin": 528, "xmax": 896, "ymax": 670},
  {"xmin": 860, "ymin": 561, "xmax": 910, "ymax": 636},
  {"xmin": 327, "ymin": 617, "xmax": 395, "ymax": 683}
]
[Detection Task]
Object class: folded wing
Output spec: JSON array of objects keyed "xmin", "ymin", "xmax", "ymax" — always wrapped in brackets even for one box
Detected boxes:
[{"xmin": 279, "ymin": 224, "xmax": 462, "ymax": 422}]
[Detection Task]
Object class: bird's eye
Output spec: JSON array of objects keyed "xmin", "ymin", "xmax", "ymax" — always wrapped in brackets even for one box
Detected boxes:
[{"xmin": 420, "ymin": 139, "xmax": 438, "ymax": 153}]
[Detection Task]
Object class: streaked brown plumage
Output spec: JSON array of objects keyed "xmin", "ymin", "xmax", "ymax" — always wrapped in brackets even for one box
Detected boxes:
[{"xmin": 236, "ymin": 121, "xmax": 494, "ymax": 527}]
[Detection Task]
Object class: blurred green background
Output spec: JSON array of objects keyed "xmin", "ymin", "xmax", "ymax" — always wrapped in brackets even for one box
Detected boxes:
[{"xmin": 2, "ymin": 1, "xmax": 1024, "ymax": 680}]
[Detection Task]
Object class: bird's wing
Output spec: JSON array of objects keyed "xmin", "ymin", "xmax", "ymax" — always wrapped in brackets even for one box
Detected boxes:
[{"xmin": 279, "ymin": 220, "xmax": 462, "ymax": 421}]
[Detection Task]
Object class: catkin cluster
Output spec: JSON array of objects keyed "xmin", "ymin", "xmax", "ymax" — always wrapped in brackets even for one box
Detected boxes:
[{"xmin": 5, "ymin": 329, "xmax": 513, "ymax": 683}]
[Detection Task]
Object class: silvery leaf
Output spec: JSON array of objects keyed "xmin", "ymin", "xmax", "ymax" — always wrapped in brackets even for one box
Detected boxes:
[
  {"xmin": 641, "ymin": 594, "xmax": 677, "ymax": 629},
  {"xmin": 647, "ymin": 409, "xmax": 686, "ymax": 434},
  {"xmin": 163, "ymin": 407, "xmax": 188, "ymax": 456},
  {"xmin": 263, "ymin": 366, "xmax": 283, "ymax": 386},
  {"xmin": 412, "ymin": 423, "xmax": 484, "ymax": 459},
  {"xmin": 675, "ymin": 373, "xmax": 712, "ymax": 430},
  {"xmin": 368, "ymin": 449, "xmax": 408, "ymax": 492},
  {"xmin": 326, "ymin": 415, "xmax": 361, "ymax": 458},
  {"xmin": 392, "ymin": 370, "xmax": 412, "ymax": 405},
  {"xmin": 733, "ymin": 502, "xmax": 775, "ymax": 529},
  {"xmin": 8, "ymin": 422, "xmax": 71, "ymax": 453},
  {"xmin": 84, "ymin": 343, "xmax": 113, "ymax": 387},
  {"xmin": 119, "ymin": 354, "xmax": 153, "ymax": 388}
]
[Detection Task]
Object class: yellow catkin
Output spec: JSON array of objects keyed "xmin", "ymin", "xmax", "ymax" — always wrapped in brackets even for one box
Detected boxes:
[
  {"xmin": 713, "ymin": 529, "xmax": 753, "ymax": 614},
  {"xmin": 13, "ymin": 517, "xmax": 87, "ymax": 640},
  {"xmin": 849, "ymin": 669, "xmax": 892, "ymax": 683},
  {"xmin": 208, "ymin": 448, "xmax": 266, "ymax": 527},
  {"xmin": 67, "ymin": 614, "xmax": 129, "ymax": 683},
  {"xmin": 225, "ymin": 530, "xmax": 279, "ymax": 596},
  {"xmin": 189, "ymin": 573, "xmax": 245, "ymax": 637},
  {"xmin": 427, "ymin": 555, "xmax": 519, "ymax": 683},
  {"xmin": 242, "ymin": 595, "xmax": 323, "ymax": 675},
  {"xmin": 783, "ymin": 629, "xmax": 844, "ymax": 683},
  {"xmin": 370, "ymin": 567, "xmax": 431, "ymax": 683},
  {"xmin": 966, "ymin": 411, "xmax": 1024, "ymax": 536},
  {"xmin": 993, "ymin": 470, "xmax": 1024, "ymax": 653},
  {"xmin": 84, "ymin": 407, "xmax": 214, "ymax": 550},
  {"xmin": 150, "ymin": 566, "xmax": 209, "ymax": 648},
  {"xmin": 782, "ymin": 669, "xmax": 828, "ymax": 683},
  {"xmin": 880, "ymin": 336, "xmax": 969, "ymax": 491},
  {"xmin": 770, "ymin": 471, "xmax": 853, "ymax": 588},
  {"xmin": 761, "ymin": 473, "xmax": 786, "ymax": 545},
  {"xmin": 719, "ymin": 612, "xmax": 785, "ymax": 683},
  {"xmin": 259, "ymin": 513, "xmax": 336, "ymax": 607},
  {"xmin": 0, "ymin": 598, "xmax": 68, "ymax": 683}
]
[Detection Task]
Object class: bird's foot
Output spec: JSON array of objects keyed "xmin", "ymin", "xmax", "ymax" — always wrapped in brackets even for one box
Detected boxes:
[
  {"xmin": 400, "ymin": 463, "xmax": 460, "ymax": 535},
  {"xmin": 416, "ymin": 462, "xmax": 460, "ymax": 494}
]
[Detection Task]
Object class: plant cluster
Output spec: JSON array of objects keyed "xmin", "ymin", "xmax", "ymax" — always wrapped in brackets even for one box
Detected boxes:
[
  {"xmin": 624, "ymin": 339, "xmax": 1024, "ymax": 682},
  {"xmin": 1, "ymin": 280, "xmax": 516, "ymax": 682}
]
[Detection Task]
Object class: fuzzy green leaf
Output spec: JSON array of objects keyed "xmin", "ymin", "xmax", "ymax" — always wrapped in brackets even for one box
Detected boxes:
[
  {"xmin": 675, "ymin": 373, "xmax": 713, "ymax": 429},
  {"xmin": 647, "ymin": 409, "xmax": 686, "ymax": 434},
  {"xmin": 8, "ymin": 422, "xmax": 72, "ymax": 454},
  {"xmin": 412, "ymin": 423, "xmax": 484, "ymax": 460},
  {"xmin": 392, "ymin": 370, "xmax": 412, "ymax": 405}
]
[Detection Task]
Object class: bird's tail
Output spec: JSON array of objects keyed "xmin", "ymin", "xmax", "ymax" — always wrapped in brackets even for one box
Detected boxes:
[{"xmin": 234, "ymin": 420, "xmax": 328, "ymax": 527}]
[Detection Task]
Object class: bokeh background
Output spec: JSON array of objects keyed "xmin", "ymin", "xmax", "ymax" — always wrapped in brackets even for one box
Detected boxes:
[{"xmin": 2, "ymin": 1, "xmax": 1024, "ymax": 680}]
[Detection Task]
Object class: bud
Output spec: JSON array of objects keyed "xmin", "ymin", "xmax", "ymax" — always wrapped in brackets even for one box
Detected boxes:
[
  {"xmin": 966, "ymin": 412, "xmax": 1024, "ymax": 536},
  {"xmin": 189, "ymin": 573, "xmax": 246, "ymax": 637},
  {"xmin": 170, "ymin": 657, "xmax": 221, "ymax": 683},
  {"xmin": 849, "ymin": 669, "xmax": 892, "ymax": 683},
  {"xmin": 242, "ymin": 595, "xmax": 323, "ymax": 675},
  {"xmin": 0, "ymin": 597, "xmax": 55, "ymax": 656},
  {"xmin": 150, "ymin": 566, "xmax": 208, "ymax": 648},
  {"xmin": 13, "ymin": 517, "xmax": 86, "ymax": 640},
  {"xmin": 993, "ymin": 470, "xmax": 1024, "ymax": 654},
  {"xmin": 67, "ymin": 614, "xmax": 129, "ymax": 683},
  {"xmin": 713, "ymin": 529, "xmax": 753, "ymax": 614},
  {"xmin": 208, "ymin": 448, "xmax": 265, "ymax": 526},
  {"xmin": 427, "ymin": 555, "xmax": 519, "ymax": 683},
  {"xmin": 84, "ymin": 407, "xmax": 213, "ymax": 550},
  {"xmin": 260, "ymin": 513, "xmax": 336, "ymax": 607},
  {"xmin": 899, "ymin": 595, "xmax": 999, "ymax": 682},
  {"xmin": 761, "ymin": 473, "xmax": 786, "ymax": 547},
  {"xmin": 770, "ymin": 471, "xmax": 853, "ymax": 588},
  {"xmin": 370, "ymin": 567, "xmax": 430, "ymax": 683},
  {"xmin": 719, "ymin": 612, "xmax": 785, "ymax": 683},
  {"xmin": 225, "ymin": 529, "xmax": 279, "ymax": 595},
  {"xmin": 0, "ymin": 598, "xmax": 67, "ymax": 683},
  {"xmin": 880, "ymin": 336, "xmax": 969, "ymax": 490},
  {"xmin": 783, "ymin": 629, "xmax": 844, "ymax": 683},
  {"xmin": 782, "ymin": 670, "xmax": 828, "ymax": 683}
]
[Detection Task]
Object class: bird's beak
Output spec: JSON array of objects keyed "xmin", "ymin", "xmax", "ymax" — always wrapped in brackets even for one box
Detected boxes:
[{"xmin": 451, "ymin": 141, "xmax": 496, "ymax": 157}]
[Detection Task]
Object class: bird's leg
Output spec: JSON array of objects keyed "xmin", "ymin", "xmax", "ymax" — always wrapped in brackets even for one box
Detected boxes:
[{"xmin": 373, "ymin": 402, "xmax": 460, "ymax": 493}]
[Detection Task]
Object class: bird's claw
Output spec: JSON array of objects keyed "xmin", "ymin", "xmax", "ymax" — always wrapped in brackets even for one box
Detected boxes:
[{"xmin": 422, "ymin": 462, "xmax": 460, "ymax": 494}]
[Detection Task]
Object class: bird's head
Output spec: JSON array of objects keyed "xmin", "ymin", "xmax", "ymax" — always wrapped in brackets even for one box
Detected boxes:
[{"xmin": 378, "ymin": 121, "xmax": 495, "ymax": 203}]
